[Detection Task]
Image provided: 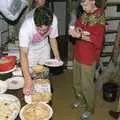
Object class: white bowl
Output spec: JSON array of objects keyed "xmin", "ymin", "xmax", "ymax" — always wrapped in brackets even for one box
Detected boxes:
[{"xmin": 19, "ymin": 102, "xmax": 53, "ymax": 120}]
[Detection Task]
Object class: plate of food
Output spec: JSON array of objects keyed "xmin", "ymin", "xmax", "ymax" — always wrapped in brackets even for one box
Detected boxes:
[
  {"xmin": 31, "ymin": 65, "xmax": 49, "ymax": 79},
  {"xmin": 44, "ymin": 59, "xmax": 63, "ymax": 67},
  {"xmin": 32, "ymin": 65, "xmax": 44, "ymax": 73},
  {"xmin": 33, "ymin": 79, "xmax": 51, "ymax": 92},
  {"xmin": 6, "ymin": 76, "xmax": 24, "ymax": 90},
  {"xmin": 24, "ymin": 92, "xmax": 52, "ymax": 104},
  {"xmin": 19, "ymin": 102, "xmax": 53, "ymax": 120},
  {"xmin": 24, "ymin": 79, "xmax": 52, "ymax": 104},
  {"xmin": 0, "ymin": 80, "xmax": 8, "ymax": 93},
  {"xmin": 0, "ymin": 94, "xmax": 21, "ymax": 120}
]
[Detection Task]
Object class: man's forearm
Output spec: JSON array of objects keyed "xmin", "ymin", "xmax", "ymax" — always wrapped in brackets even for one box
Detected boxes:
[
  {"xmin": 50, "ymin": 38, "xmax": 60, "ymax": 60},
  {"xmin": 20, "ymin": 50, "xmax": 31, "ymax": 82}
]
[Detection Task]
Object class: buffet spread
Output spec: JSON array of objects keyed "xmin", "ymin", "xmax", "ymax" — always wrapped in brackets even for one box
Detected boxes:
[{"xmin": 0, "ymin": 55, "xmax": 63, "ymax": 120}]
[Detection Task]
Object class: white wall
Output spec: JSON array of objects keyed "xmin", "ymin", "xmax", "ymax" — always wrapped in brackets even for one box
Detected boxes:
[{"xmin": 108, "ymin": 0, "xmax": 120, "ymax": 2}]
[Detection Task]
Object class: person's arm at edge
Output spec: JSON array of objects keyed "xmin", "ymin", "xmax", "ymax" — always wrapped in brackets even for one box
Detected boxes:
[
  {"xmin": 49, "ymin": 14, "xmax": 60, "ymax": 60},
  {"xmin": 20, "ymin": 47, "xmax": 33, "ymax": 95},
  {"xmin": 49, "ymin": 38, "xmax": 60, "ymax": 60}
]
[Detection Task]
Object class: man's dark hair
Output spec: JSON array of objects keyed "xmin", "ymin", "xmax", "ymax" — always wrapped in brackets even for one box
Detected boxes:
[{"xmin": 34, "ymin": 6, "xmax": 53, "ymax": 26}]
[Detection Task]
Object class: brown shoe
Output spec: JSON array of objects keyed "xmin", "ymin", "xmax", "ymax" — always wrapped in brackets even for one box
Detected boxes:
[{"xmin": 109, "ymin": 110, "xmax": 120, "ymax": 119}]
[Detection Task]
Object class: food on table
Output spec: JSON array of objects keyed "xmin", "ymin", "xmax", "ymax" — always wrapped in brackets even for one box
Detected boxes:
[
  {"xmin": 32, "ymin": 65, "xmax": 44, "ymax": 73},
  {"xmin": 32, "ymin": 92, "xmax": 52, "ymax": 103},
  {"xmin": 32, "ymin": 79, "xmax": 51, "ymax": 103},
  {"xmin": 22, "ymin": 102, "xmax": 52, "ymax": 120},
  {"xmin": 25, "ymin": 79, "xmax": 52, "ymax": 104},
  {"xmin": 33, "ymin": 79, "xmax": 50, "ymax": 84},
  {"xmin": 0, "ymin": 94, "xmax": 20, "ymax": 120},
  {"xmin": 31, "ymin": 66, "xmax": 49, "ymax": 79}
]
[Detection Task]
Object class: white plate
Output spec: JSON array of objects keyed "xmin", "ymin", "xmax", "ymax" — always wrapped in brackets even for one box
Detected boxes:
[
  {"xmin": 0, "ymin": 65, "xmax": 16, "ymax": 74},
  {"xmin": 44, "ymin": 59, "xmax": 63, "ymax": 67},
  {"xmin": 6, "ymin": 76, "xmax": 24, "ymax": 90},
  {"xmin": 0, "ymin": 80, "xmax": 8, "ymax": 93},
  {"xmin": 0, "ymin": 94, "xmax": 21, "ymax": 120},
  {"xmin": 19, "ymin": 102, "xmax": 53, "ymax": 120}
]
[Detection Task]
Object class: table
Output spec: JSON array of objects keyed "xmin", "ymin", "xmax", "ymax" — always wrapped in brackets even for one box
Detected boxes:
[{"xmin": 0, "ymin": 69, "xmax": 53, "ymax": 120}]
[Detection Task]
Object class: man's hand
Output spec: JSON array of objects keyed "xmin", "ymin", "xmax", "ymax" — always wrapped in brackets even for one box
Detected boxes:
[
  {"xmin": 81, "ymin": 30, "xmax": 91, "ymax": 41},
  {"xmin": 23, "ymin": 79, "xmax": 33, "ymax": 95},
  {"xmin": 69, "ymin": 27, "xmax": 82, "ymax": 39}
]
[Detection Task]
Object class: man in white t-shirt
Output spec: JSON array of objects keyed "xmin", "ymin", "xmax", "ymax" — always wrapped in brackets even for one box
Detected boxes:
[{"xmin": 19, "ymin": 6, "xmax": 60, "ymax": 95}]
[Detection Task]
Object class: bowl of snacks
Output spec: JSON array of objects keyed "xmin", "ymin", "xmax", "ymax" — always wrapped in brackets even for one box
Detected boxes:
[
  {"xmin": 31, "ymin": 65, "xmax": 49, "ymax": 79},
  {"xmin": 19, "ymin": 102, "xmax": 53, "ymax": 120}
]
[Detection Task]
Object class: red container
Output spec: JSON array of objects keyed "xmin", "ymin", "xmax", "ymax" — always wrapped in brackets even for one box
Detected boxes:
[{"xmin": 0, "ymin": 56, "xmax": 16, "ymax": 72}]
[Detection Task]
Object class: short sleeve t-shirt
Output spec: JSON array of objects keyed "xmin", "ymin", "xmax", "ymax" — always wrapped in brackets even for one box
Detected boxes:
[{"xmin": 19, "ymin": 8, "xmax": 58, "ymax": 49}]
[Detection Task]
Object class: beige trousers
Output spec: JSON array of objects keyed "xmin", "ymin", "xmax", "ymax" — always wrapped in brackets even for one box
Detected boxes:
[{"xmin": 73, "ymin": 60, "xmax": 96, "ymax": 112}]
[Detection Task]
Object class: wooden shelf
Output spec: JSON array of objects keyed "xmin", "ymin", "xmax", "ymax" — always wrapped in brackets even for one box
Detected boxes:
[
  {"xmin": 106, "ymin": 17, "xmax": 120, "ymax": 20},
  {"xmin": 104, "ymin": 41, "xmax": 115, "ymax": 46},
  {"xmin": 107, "ymin": 2, "xmax": 120, "ymax": 6},
  {"xmin": 105, "ymin": 30, "xmax": 117, "ymax": 34},
  {"xmin": 101, "ymin": 52, "xmax": 112, "ymax": 57},
  {"xmin": 102, "ymin": 62, "xmax": 109, "ymax": 66}
]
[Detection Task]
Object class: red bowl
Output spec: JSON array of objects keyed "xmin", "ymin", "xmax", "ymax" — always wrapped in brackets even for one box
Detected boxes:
[{"xmin": 0, "ymin": 56, "xmax": 16, "ymax": 72}]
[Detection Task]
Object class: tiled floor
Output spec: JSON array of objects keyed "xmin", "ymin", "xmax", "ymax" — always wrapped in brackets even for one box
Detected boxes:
[{"xmin": 51, "ymin": 70, "xmax": 118, "ymax": 120}]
